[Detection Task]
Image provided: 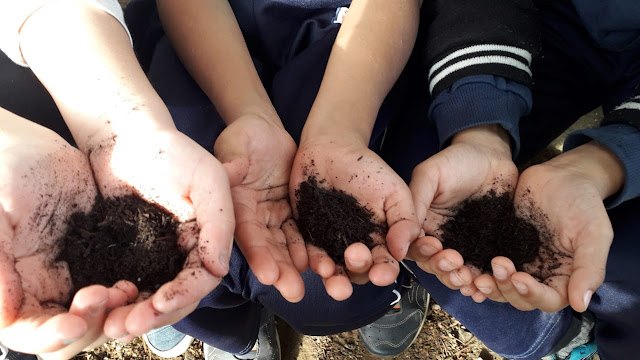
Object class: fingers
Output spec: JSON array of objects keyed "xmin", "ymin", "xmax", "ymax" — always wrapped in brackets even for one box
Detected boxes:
[
  {"xmin": 0, "ymin": 291, "xmax": 97, "ymax": 355},
  {"xmin": 273, "ymin": 265, "xmax": 305, "ymax": 303},
  {"xmin": 383, "ymin": 190, "xmax": 421, "ymax": 261},
  {"xmin": 406, "ymin": 236, "xmax": 443, "ymax": 263},
  {"xmin": 344, "ymin": 243, "xmax": 373, "ymax": 285},
  {"xmin": 567, "ymin": 223, "xmax": 612, "ymax": 312},
  {"xmin": 323, "ymin": 268, "xmax": 353, "ymax": 301},
  {"xmin": 152, "ymin": 251, "xmax": 223, "ymax": 314},
  {"xmin": 409, "ymin": 161, "xmax": 439, "ymax": 230},
  {"xmin": 490, "ymin": 257, "xmax": 569, "ymax": 312},
  {"xmin": 190, "ymin": 158, "xmax": 236, "ymax": 278},
  {"xmin": 125, "ymin": 298, "xmax": 198, "ymax": 336},
  {"xmin": 282, "ymin": 219, "xmax": 308, "ymax": 273},
  {"xmin": 307, "ymin": 244, "xmax": 336, "ymax": 279},
  {"xmin": 236, "ymin": 222, "xmax": 280, "ymax": 286},
  {"xmin": 368, "ymin": 245, "xmax": 399, "ymax": 287}
]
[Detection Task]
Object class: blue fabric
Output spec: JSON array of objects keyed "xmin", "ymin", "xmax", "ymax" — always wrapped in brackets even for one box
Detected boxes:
[
  {"xmin": 122, "ymin": 0, "xmax": 640, "ymax": 359},
  {"xmin": 571, "ymin": 0, "xmax": 640, "ymax": 52},
  {"xmin": 429, "ymin": 75, "xmax": 531, "ymax": 157},
  {"xmin": 564, "ymin": 124, "xmax": 640, "ymax": 208}
]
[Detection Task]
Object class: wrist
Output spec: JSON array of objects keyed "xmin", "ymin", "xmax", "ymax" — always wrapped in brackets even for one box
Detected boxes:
[
  {"xmin": 451, "ymin": 124, "xmax": 512, "ymax": 158},
  {"xmin": 546, "ymin": 141, "xmax": 625, "ymax": 199}
]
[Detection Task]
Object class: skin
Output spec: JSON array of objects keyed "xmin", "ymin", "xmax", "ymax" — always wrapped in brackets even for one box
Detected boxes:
[
  {"xmin": 291, "ymin": 0, "xmax": 423, "ymax": 300},
  {"xmin": 4, "ymin": 1, "xmax": 236, "ymax": 355},
  {"xmin": 406, "ymin": 124, "xmax": 519, "ymax": 295},
  {"xmin": 0, "ymin": 109, "xmax": 138, "ymax": 360},
  {"xmin": 157, "ymin": 0, "xmax": 305, "ymax": 303},
  {"xmin": 472, "ymin": 141, "xmax": 624, "ymax": 313}
]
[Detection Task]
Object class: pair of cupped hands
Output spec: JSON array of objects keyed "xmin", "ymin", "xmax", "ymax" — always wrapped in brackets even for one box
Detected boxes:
[{"xmin": 0, "ymin": 112, "xmax": 612, "ymax": 359}]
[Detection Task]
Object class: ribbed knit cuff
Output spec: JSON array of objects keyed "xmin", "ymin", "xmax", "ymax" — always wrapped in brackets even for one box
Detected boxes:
[
  {"xmin": 564, "ymin": 124, "xmax": 640, "ymax": 208},
  {"xmin": 428, "ymin": 75, "xmax": 532, "ymax": 158}
]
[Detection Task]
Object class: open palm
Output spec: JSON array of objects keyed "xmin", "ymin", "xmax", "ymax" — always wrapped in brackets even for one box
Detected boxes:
[
  {"xmin": 214, "ymin": 116, "xmax": 306, "ymax": 303},
  {"xmin": 0, "ymin": 114, "xmax": 136, "ymax": 359},
  {"xmin": 290, "ymin": 137, "xmax": 420, "ymax": 301}
]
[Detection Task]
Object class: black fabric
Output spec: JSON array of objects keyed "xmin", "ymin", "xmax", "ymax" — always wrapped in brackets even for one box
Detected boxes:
[
  {"xmin": 419, "ymin": 0, "xmax": 540, "ymax": 97},
  {"xmin": 601, "ymin": 89, "xmax": 640, "ymax": 132},
  {"xmin": 0, "ymin": 51, "xmax": 72, "ymax": 144}
]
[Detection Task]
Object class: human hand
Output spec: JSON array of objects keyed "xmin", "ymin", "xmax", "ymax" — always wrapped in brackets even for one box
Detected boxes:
[
  {"xmin": 407, "ymin": 125, "xmax": 519, "ymax": 296},
  {"xmin": 84, "ymin": 127, "xmax": 236, "ymax": 337},
  {"xmin": 214, "ymin": 115, "xmax": 306, "ymax": 303},
  {"xmin": 473, "ymin": 142, "xmax": 623, "ymax": 312},
  {"xmin": 290, "ymin": 135, "xmax": 421, "ymax": 301},
  {"xmin": 0, "ymin": 111, "xmax": 137, "ymax": 360}
]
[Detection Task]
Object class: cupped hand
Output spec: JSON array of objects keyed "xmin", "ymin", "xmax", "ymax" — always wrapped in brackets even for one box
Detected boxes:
[
  {"xmin": 214, "ymin": 115, "xmax": 306, "ymax": 303},
  {"xmin": 407, "ymin": 125, "xmax": 519, "ymax": 298},
  {"xmin": 86, "ymin": 127, "xmax": 236, "ymax": 337},
  {"xmin": 0, "ymin": 111, "xmax": 137, "ymax": 359},
  {"xmin": 290, "ymin": 136, "xmax": 420, "ymax": 301},
  {"xmin": 474, "ymin": 142, "xmax": 620, "ymax": 312}
]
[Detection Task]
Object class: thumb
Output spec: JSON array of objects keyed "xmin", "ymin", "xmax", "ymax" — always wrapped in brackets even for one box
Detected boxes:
[
  {"xmin": 408, "ymin": 160, "xmax": 439, "ymax": 232},
  {"xmin": 0, "ymin": 205, "xmax": 23, "ymax": 329},
  {"xmin": 222, "ymin": 157, "xmax": 249, "ymax": 188},
  {"xmin": 567, "ymin": 220, "xmax": 612, "ymax": 312}
]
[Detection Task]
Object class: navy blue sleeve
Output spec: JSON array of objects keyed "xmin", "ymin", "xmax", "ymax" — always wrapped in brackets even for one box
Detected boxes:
[
  {"xmin": 564, "ymin": 124, "xmax": 640, "ymax": 208},
  {"xmin": 428, "ymin": 75, "xmax": 532, "ymax": 157}
]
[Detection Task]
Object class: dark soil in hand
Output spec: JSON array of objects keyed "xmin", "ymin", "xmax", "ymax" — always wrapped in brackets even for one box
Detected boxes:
[
  {"xmin": 57, "ymin": 195, "xmax": 187, "ymax": 297},
  {"xmin": 439, "ymin": 190, "xmax": 541, "ymax": 273},
  {"xmin": 295, "ymin": 176, "xmax": 387, "ymax": 265}
]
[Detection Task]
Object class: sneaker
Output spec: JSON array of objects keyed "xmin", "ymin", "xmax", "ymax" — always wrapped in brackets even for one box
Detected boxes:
[
  {"xmin": 204, "ymin": 309, "xmax": 280, "ymax": 360},
  {"xmin": 542, "ymin": 341, "xmax": 598, "ymax": 360},
  {"xmin": 0, "ymin": 343, "xmax": 37, "ymax": 360},
  {"xmin": 358, "ymin": 280, "xmax": 430, "ymax": 358},
  {"xmin": 143, "ymin": 325, "xmax": 194, "ymax": 358}
]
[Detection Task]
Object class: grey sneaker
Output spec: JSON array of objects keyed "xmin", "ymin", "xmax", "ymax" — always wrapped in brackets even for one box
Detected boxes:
[
  {"xmin": 143, "ymin": 325, "xmax": 194, "ymax": 358},
  {"xmin": 204, "ymin": 309, "xmax": 280, "ymax": 360},
  {"xmin": 358, "ymin": 280, "xmax": 430, "ymax": 358},
  {"xmin": 0, "ymin": 344, "xmax": 37, "ymax": 360}
]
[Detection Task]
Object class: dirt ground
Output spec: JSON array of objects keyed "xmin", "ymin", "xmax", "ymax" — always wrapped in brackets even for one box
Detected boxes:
[{"xmin": 74, "ymin": 301, "xmax": 504, "ymax": 360}]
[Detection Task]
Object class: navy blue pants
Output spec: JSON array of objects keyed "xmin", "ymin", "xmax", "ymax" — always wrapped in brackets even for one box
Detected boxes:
[{"xmin": 1, "ymin": 0, "xmax": 638, "ymax": 359}]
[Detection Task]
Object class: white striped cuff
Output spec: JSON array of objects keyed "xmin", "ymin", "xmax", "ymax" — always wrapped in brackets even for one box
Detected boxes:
[{"xmin": 428, "ymin": 44, "xmax": 533, "ymax": 94}]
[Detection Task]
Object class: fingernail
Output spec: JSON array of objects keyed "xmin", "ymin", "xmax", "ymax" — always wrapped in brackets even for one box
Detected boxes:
[
  {"xmin": 583, "ymin": 290, "xmax": 593, "ymax": 309},
  {"xmin": 492, "ymin": 264, "xmax": 507, "ymax": 281},
  {"xmin": 439, "ymin": 259, "xmax": 457, "ymax": 272},
  {"xmin": 478, "ymin": 287, "xmax": 492, "ymax": 295},
  {"xmin": 512, "ymin": 280, "xmax": 528, "ymax": 295},
  {"xmin": 450, "ymin": 271, "xmax": 464, "ymax": 286},
  {"xmin": 88, "ymin": 298, "xmax": 108, "ymax": 317},
  {"xmin": 419, "ymin": 244, "xmax": 438, "ymax": 258},
  {"xmin": 347, "ymin": 259, "xmax": 365, "ymax": 268}
]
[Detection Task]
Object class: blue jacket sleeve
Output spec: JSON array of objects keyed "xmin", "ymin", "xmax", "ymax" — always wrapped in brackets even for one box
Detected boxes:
[
  {"xmin": 428, "ymin": 75, "xmax": 532, "ymax": 157},
  {"xmin": 564, "ymin": 124, "xmax": 640, "ymax": 208}
]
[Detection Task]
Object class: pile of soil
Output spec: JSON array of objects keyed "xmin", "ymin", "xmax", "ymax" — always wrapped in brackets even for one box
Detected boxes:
[
  {"xmin": 57, "ymin": 195, "xmax": 187, "ymax": 296},
  {"xmin": 295, "ymin": 176, "xmax": 387, "ymax": 265},
  {"xmin": 439, "ymin": 190, "xmax": 541, "ymax": 273}
]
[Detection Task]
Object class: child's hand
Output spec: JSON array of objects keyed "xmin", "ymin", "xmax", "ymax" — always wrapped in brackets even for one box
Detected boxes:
[
  {"xmin": 290, "ymin": 135, "xmax": 420, "ymax": 301},
  {"xmin": 473, "ymin": 142, "xmax": 619, "ymax": 313},
  {"xmin": 0, "ymin": 111, "xmax": 136, "ymax": 360},
  {"xmin": 86, "ymin": 128, "xmax": 236, "ymax": 337},
  {"xmin": 407, "ymin": 125, "xmax": 518, "ymax": 299},
  {"xmin": 214, "ymin": 115, "xmax": 306, "ymax": 303}
]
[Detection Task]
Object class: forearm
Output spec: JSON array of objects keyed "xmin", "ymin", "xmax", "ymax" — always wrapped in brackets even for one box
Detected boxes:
[
  {"xmin": 19, "ymin": 1, "xmax": 174, "ymax": 153},
  {"xmin": 301, "ymin": 0, "xmax": 420, "ymax": 145},
  {"xmin": 157, "ymin": 0, "xmax": 278, "ymax": 125},
  {"xmin": 547, "ymin": 141, "xmax": 625, "ymax": 200}
]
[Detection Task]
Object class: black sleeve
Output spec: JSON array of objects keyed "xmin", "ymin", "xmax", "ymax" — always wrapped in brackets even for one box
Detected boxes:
[
  {"xmin": 601, "ymin": 87, "xmax": 640, "ymax": 131},
  {"xmin": 420, "ymin": 0, "xmax": 540, "ymax": 97}
]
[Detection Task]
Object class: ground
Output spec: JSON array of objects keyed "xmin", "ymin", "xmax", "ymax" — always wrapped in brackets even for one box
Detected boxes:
[
  {"xmin": 95, "ymin": 2, "xmax": 602, "ymax": 359},
  {"xmin": 73, "ymin": 301, "xmax": 504, "ymax": 360}
]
